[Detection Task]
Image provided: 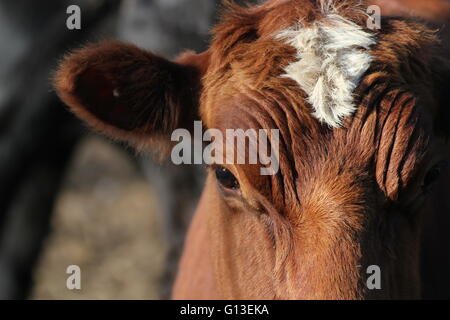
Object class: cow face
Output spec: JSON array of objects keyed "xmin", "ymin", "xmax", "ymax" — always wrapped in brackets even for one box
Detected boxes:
[
  {"xmin": 54, "ymin": 0, "xmax": 450, "ymax": 299},
  {"xmin": 197, "ymin": 0, "xmax": 450, "ymax": 299}
]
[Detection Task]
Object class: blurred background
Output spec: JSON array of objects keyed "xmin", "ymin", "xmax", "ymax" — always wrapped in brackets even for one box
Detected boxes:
[
  {"xmin": 0, "ymin": 0, "xmax": 257, "ymax": 300},
  {"xmin": 0, "ymin": 0, "xmax": 449, "ymax": 300}
]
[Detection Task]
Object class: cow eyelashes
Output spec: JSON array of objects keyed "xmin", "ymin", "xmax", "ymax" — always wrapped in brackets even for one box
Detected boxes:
[{"xmin": 213, "ymin": 166, "xmax": 240, "ymax": 191}]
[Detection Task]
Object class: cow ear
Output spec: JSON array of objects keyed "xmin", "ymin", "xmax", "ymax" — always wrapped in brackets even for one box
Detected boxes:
[{"xmin": 54, "ymin": 40, "xmax": 209, "ymax": 150}]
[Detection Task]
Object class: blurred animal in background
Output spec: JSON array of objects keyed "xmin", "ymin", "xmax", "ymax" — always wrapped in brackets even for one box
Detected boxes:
[
  {"xmin": 0, "ymin": 0, "xmax": 121, "ymax": 299},
  {"xmin": 372, "ymin": 0, "xmax": 450, "ymax": 22},
  {"xmin": 54, "ymin": 0, "xmax": 450, "ymax": 299}
]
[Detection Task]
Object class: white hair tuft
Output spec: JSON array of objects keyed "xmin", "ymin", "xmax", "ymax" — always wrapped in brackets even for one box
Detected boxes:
[{"xmin": 277, "ymin": 8, "xmax": 375, "ymax": 127}]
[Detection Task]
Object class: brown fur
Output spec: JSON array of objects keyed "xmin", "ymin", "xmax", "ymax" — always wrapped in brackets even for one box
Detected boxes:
[{"xmin": 54, "ymin": 0, "xmax": 450, "ymax": 299}]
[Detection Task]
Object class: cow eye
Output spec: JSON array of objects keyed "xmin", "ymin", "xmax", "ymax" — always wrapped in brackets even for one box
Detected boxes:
[
  {"xmin": 422, "ymin": 161, "xmax": 448, "ymax": 192},
  {"xmin": 214, "ymin": 166, "xmax": 240, "ymax": 190}
]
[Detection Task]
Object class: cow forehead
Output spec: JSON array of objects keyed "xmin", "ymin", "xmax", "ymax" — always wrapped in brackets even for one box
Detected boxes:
[{"xmin": 203, "ymin": 0, "xmax": 375, "ymax": 129}]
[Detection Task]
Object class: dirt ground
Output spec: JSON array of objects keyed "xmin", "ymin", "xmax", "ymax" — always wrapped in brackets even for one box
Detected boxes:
[{"xmin": 30, "ymin": 136, "xmax": 167, "ymax": 299}]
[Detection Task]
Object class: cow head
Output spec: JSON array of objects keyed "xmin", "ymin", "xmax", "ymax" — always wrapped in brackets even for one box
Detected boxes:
[{"xmin": 54, "ymin": 0, "xmax": 450, "ymax": 299}]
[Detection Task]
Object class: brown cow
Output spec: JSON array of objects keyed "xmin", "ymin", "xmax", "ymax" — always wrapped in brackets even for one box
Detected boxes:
[{"xmin": 54, "ymin": 0, "xmax": 450, "ymax": 299}]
